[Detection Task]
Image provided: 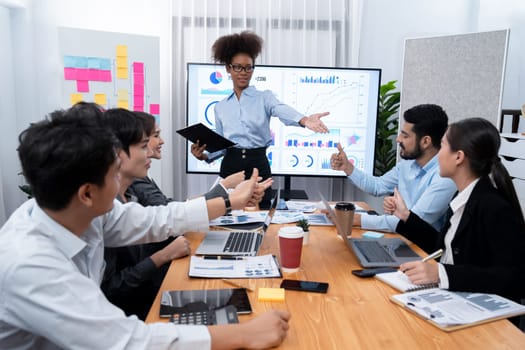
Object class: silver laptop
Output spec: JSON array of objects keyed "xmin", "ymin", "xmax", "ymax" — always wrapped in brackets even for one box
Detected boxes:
[
  {"xmin": 195, "ymin": 190, "xmax": 279, "ymax": 257},
  {"xmin": 319, "ymin": 193, "xmax": 420, "ymax": 267}
]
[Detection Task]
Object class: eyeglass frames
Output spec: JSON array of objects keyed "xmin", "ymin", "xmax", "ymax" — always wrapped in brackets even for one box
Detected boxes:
[{"xmin": 229, "ymin": 64, "xmax": 255, "ymax": 73}]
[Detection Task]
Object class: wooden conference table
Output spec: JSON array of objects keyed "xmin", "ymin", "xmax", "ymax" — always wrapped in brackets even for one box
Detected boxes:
[{"xmin": 146, "ymin": 204, "xmax": 525, "ymax": 349}]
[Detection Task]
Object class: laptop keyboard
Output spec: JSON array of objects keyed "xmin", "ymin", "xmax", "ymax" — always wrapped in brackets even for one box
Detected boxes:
[
  {"xmin": 354, "ymin": 240, "xmax": 396, "ymax": 263},
  {"xmin": 224, "ymin": 231, "xmax": 255, "ymax": 253}
]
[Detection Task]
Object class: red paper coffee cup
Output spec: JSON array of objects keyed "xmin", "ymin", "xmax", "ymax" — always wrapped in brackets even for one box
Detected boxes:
[{"xmin": 278, "ymin": 227, "xmax": 304, "ymax": 273}]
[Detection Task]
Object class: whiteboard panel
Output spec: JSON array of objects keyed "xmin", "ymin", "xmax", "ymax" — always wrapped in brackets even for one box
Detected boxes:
[{"xmin": 401, "ymin": 29, "xmax": 509, "ymax": 127}]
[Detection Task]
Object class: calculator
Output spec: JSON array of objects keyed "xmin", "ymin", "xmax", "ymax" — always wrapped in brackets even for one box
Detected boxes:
[{"xmin": 169, "ymin": 304, "xmax": 239, "ymax": 325}]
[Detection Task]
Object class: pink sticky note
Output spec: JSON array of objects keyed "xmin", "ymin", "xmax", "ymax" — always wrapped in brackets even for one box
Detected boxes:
[
  {"xmin": 64, "ymin": 68, "xmax": 77, "ymax": 80},
  {"xmin": 88, "ymin": 69, "xmax": 100, "ymax": 81},
  {"xmin": 133, "ymin": 62, "xmax": 144, "ymax": 73},
  {"xmin": 99, "ymin": 70, "xmax": 112, "ymax": 82},
  {"xmin": 149, "ymin": 104, "xmax": 160, "ymax": 115},
  {"xmin": 134, "ymin": 84, "xmax": 144, "ymax": 95},
  {"xmin": 77, "ymin": 80, "xmax": 89, "ymax": 93},
  {"xmin": 77, "ymin": 69, "xmax": 89, "ymax": 81},
  {"xmin": 134, "ymin": 73, "xmax": 144, "ymax": 85},
  {"xmin": 133, "ymin": 105, "xmax": 144, "ymax": 112},
  {"xmin": 134, "ymin": 95, "xmax": 144, "ymax": 106}
]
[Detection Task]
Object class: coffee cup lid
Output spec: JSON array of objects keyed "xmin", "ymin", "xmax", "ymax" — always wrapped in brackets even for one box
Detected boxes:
[
  {"xmin": 335, "ymin": 202, "xmax": 355, "ymax": 211},
  {"xmin": 278, "ymin": 226, "xmax": 304, "ymax": 239}
]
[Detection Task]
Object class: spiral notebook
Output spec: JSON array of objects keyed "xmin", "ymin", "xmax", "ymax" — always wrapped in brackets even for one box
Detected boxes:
[{"xmin": 375, "ymin": 270, "xmax": 438, "ymax": 292}]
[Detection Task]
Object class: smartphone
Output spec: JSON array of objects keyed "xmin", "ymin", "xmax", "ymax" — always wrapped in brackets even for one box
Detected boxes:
[
  {"xmin": 280, "ymin": 279, "xmax": 329, "ymax": 293},
  {"xmin": 351, "ymin": 267, "xmax": 397, "ymax": 278}
]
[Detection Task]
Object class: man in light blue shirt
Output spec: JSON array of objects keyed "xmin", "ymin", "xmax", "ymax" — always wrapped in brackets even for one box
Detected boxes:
[{"xmin": 331, "ymin": 104, "xmax": 456, "ymax": 232}]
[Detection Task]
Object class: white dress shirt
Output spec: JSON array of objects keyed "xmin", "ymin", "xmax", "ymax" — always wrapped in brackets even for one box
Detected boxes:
[
  {"xmin": 437, "ymin": 178, "xmax": 479, "ymax": 289},
  {"xmin": 0, "ymin": 198, "xmax": 211, "ymax": 349}
]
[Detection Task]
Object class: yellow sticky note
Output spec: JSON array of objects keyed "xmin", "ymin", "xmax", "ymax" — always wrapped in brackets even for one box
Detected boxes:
[
  {"xmin": 116, "ymin": 45, "xmax": 127, "ymax": 57},
  {"xmin": 116, "ymin": 56, "xmax": 127, "ymax": 68},
  {"xmin": 258, "ymin": 288, "xmax": 285, "ymax": 302},
  {"xmin": 117, "ymin": 67, "xmax": 128, "ymax": 79},
  {"xmin": 117, "ymin": 100, "xmax": 129, "ymax": 109},
  {"xmin": 117, "ymin": 89, "xmax": 128, "ymax": 101},
  {"xmin": 70, "ymin": 93, "xmax": 83, "ymax": 106},
  {"xmin": 94, "ymin": 93, "xmax": 107, "ymax": 106}
]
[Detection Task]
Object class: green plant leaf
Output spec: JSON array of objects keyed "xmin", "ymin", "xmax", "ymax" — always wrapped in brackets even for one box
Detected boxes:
[{"xmin": 374, "ymin": 80, "xmax": 400, "ymax": 176}]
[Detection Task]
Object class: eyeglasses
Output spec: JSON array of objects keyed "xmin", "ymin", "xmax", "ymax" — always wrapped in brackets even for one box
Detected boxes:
[{"xmin": 229, "ymin": 64, "xmax": 254, "ymax": 73}]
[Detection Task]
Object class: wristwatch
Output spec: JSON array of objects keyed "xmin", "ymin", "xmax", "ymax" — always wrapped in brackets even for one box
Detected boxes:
[{"xmin": 224, "ymin": 196, "xmax": 232, "ymax": 215}]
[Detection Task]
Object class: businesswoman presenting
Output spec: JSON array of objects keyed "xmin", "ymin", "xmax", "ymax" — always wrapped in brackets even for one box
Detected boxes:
[
  {"xmin": 390, "ymin": 118, "xmax": 525, "ymax": 325},
  {"xmin": 191, "ymin": 31, "xmax": 329, "ymax": 186}
]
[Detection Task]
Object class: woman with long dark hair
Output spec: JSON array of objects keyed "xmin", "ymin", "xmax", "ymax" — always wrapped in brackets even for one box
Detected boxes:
[{"xmin": 392, "ymin": 118, "xmax": 525, "ymax": 324}]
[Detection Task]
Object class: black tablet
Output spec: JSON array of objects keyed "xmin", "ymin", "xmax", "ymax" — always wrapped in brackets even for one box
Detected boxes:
[{"xmin": 160, "ymin": 288, "xmax": 252, "ymax": 317}]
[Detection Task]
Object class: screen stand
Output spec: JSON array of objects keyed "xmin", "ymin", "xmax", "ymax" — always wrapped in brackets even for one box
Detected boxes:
[{"xmin": 276, "ymin": 175, "xmax": 308, "ymax": 200}]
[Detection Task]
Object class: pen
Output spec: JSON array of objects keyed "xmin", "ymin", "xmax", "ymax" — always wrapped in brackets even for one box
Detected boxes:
[
  {"xmin": 203, "ymin": 255, "xmax": 245, "ymax": 260},
  {"xmin": 421, "ymin": 249, "xmax": 443, "ymax": 263},
  {"xmin": 221, "ymin": 278, "xmax": 254, "ymax": 292}
]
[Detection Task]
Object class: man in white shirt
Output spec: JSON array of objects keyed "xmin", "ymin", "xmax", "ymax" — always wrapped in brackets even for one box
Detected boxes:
[{"xmin": 0, "ymin": 107, "xmax": 290, "ymax": 349}]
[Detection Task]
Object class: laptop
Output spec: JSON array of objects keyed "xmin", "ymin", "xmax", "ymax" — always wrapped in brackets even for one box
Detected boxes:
[
  {"xmin": 195, "ymin": 189, "xmax": 279, "ymax": 257},
  {"xmin": 319, "ymin": 193, "xmax": 420, "ymax": 267}
]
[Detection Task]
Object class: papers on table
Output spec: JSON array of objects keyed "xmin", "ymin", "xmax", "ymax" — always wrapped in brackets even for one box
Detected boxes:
[
  {"xmin": 285, "ymin": 201, "xmax": 317, "ymax": 213},
  {"xmin": 189, "ymin": 254, "xmax": 282, "ymax": 279},
  {"xmin": 271, "ymin": 210, "xmax": 304, "ymax": 224},
  {"xmin": 391, "ymin": 288, "xmax": 525, "ymax": 331},
  {"xmin": 209, "ymin": 211, "xmax": 268, "ymax": 226}
]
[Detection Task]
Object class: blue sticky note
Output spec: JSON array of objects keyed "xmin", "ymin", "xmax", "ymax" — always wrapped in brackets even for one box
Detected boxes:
[{"xmin": 362, "ymin": 231, "xmax": 384, "ymax": 239}]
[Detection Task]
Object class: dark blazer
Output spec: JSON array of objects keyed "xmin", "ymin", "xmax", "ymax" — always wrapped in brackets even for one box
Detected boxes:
[{"xmin": 396, "ymin": 176, "xmax": 525, "ymax": 301}]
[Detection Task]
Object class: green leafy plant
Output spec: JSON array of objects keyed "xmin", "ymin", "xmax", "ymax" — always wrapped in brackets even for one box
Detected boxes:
[
  {"xmin": 374, "ymin": 80, "xmax": 401, "ymax": 176},
  {"xmin": 296, "ymin": 218, "xmax": 310, "ymax": 232}
]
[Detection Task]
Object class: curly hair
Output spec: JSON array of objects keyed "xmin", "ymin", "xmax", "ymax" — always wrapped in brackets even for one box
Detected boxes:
[{"xmin": 212, "ymin": 31, "xmax": 263, "ymax": 64}]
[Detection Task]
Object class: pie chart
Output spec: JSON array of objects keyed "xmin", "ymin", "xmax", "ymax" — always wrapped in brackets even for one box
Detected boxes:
[{"xmin": 210, "ymin": 71, "xmax": 223, "ymax": 84}]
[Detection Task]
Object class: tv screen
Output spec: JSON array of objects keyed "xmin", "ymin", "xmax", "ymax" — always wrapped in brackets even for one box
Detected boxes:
[{"xmin": 185, "ymin": 63, "xmax": 381, "ymax": 177}]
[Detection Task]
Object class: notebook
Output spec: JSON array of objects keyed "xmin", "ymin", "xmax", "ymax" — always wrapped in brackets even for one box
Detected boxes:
[
  {"xmin": 195, "ymin": 189, "xmax": 279, "ymax": 256},
  {"xmin": 375, "ymin": 270, "xmax": 438, "ymax": 292},
  {"xmin": 319, "ymin": 193, "xmax": 420, "ymax": 267}
]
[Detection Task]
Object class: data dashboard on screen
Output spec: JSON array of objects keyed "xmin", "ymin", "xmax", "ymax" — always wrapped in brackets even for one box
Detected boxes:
[{"xmin": 185, "ymin": 63, "xmax": 381, "ymax": 177}]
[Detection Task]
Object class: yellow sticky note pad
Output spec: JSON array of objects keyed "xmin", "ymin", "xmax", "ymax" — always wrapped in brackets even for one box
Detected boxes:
[
  {"xmin": 70, "ymin": 93, "xmax": 83, "ymax": 106},
  {"xmin": 258, "ymin": 288, "xmax": 285, "ymax": 302}
]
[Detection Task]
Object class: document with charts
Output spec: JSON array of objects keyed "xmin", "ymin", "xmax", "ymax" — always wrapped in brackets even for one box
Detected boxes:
[
  {"xmin": 391, "ymin": 288, "xmax": 525, "ymax": 331},
  {"xmin": 189, "ymin": 254, "xmax": 281, "ymax": 279}
]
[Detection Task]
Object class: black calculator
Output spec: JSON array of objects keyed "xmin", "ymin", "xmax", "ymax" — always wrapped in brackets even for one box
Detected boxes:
[{"xmin": 170, "ymin": 304, "xmax": 239, "ymax": 325}]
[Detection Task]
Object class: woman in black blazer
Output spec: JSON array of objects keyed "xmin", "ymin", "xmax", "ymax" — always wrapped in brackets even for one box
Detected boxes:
[{"xmin": 391, "ymin": 118, "xmax": 525, "ymax": 306}]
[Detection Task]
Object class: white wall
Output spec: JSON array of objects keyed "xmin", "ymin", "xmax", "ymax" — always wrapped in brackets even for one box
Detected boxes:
[{"xmin": 0, "ymin": 0, "xmax": 173, "ymax": 222}]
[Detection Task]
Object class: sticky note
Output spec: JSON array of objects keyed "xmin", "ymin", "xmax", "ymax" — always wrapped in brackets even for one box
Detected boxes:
[
  {"xmin": 117, "ymin": 100, "xmax": 129, "ymax": 109},
  {"xmin": 94, "ymin": 93, "xmax": 107, "ymax": 106},
  {"xmin": 258, "ymin": 288, "xmax": 285, "ymax": 302},
  {"xmin": 70, "ymin": 93, "xmax": 83, "ymax": 105},
  {"xmin": 117, "ymin": 67, "xmax": 128, "ymax": 79},
  {"xmin": 76, "ymin": 80, "xmax": 89, "ymax": 93},
  {"xmin": 117, "ymin": 89, "xmax": 128, "ymax": 101},
  {"xmin": 116, "ymin": 45, "xmax": 127, "ymax": 57},
  {"xmin": 362, "ymin": 231, "xmax": 384, "ymax": 239},
  {"xmin": 149, "ymin": 103, "xmax": 160, "ymax": 114}
]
